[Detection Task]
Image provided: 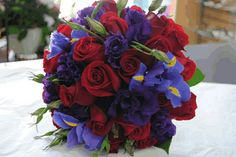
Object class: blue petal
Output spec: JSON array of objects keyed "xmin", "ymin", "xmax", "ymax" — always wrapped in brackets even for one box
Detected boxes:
[
  {"xmin": 82, "ymin": 126, "xmax": 104, "ymax": 151},
  {"xmin": 176, "ymin": 81, "xmax": 191, "ymax": 102},
  {"xmin": 76, "ymin": 123, "xmax": 85, "ymax": 144},
  {"xmin": 67, "ymin": 127, "xmax": 79, "ymax": 148},
  {"xmin": 53, "ymin": 111, "xmax": 79, "ymax": 129},
  {"xmin": 71, "ymin": 30, "xmax": 88, "ymax": 39},
  {"xmin": 165, "ymin": 52, "xmax": 184, "ymax": 73},
  {"xmin": 129, "ymin": 63, "xmax": 147, "ymax": 91}
]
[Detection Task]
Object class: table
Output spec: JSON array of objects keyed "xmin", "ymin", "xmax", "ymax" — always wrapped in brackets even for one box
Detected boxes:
[{"xmin": 0, "ymin": 60, "xmax": 236, "ymax": 157}]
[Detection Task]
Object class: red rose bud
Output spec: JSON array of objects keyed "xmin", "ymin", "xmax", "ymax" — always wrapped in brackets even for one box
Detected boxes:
[
  {"xmin": 85, "ymin": 17, "xmax": 108, "ymax": 37},
  {"xmin": 100, "ymin": 11, "xmax": 128, "ymax": 35},
  {"xmin": 130, "ymin": 5, "xmax": 144, "ymax": 13},
  {"xmin": 135, "ymin": 137, "xmax": 158, "ymax": 149},
  {"xmin": 97, "ymin": 0, "xmax": 118, "ymax": 13},
  {"xmin": 57, "ymin": 24, "xmax": 72, "ymax": 38},
  {"xmin": 43, "ymin": 49, "xmax": 60, "ymax": 74},
  {"xmin": 73, "ymin": 37, "xmax": 105, "ymax": 63},
  {"xmin": 81, "ymin": 61, "xmax": 121, "ymax": 97},
  {"xmin": 87, "ymin": 105, "xmax": 114, "ymax": 136},
  {"xmin": 59, "ymin": 81, "xmax": 96, "ymax": 107},
  {"xmin": 128, "ymin": 123, "xmax": 151, "ymax": 141},
  {"xmin": 176, "ymin": 51, "xmax": 197, "ymax": 81},
  {"xmin": 167, "ymin": 93, "xmax": 197, "ymax": 120},
  {"xmin": 145, "ymin": 35, "xmax": 173, "ymax": 53}
]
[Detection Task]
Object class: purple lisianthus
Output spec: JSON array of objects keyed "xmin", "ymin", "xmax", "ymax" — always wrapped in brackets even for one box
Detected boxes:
[
  {"xmin": 57, "ymin": 53, "xmax": 83, "ymax": 86},
  {"xmin": 42, "ymin": 74, "xmax": 59, "ymax": 104},
  {"xmin": 47, "ymin": 31, "xmax": 71, "ymax": 59},
  {"xmin": 57, "ymin": 104, "xmax": 90, "ymax": 122},
  {"xmin": 104, "ymin": 33, "xmax": 128, "ymax": 68},
  {"xmin": 151, "ymin": 109, "xmax": 176, "ymax": 144},
  {"xmin": 72, "ymin": 7, "xmax": 104, "ymax": 28},
  {"xmin": 124, "ymin": 9, "xmax": 151, "ymax": 43},
  {"xmin": 108, "ymin": 87, "xmax": 159, "ymax": 126}
]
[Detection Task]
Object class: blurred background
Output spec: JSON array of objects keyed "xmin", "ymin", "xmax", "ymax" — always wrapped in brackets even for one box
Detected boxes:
[{"xmin": 0, "ymin": 0, "xmax": 236, "ymax": 84}]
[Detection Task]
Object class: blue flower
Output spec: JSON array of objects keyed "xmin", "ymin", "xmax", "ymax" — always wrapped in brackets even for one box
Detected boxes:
[
  {"xmin": 124, "ymin": 9, "xmax": 151, "ymax": 43},
  {"xmin": 53, "ymin": 111, "xmax": 104, "ymax": 150},
  {"xmin": 47, "ymin": 31, "xmax": 71, "ymax": 59},
  {"xmin": 129, "ymin": 52, "xmax": 191, "ymax": 108}
]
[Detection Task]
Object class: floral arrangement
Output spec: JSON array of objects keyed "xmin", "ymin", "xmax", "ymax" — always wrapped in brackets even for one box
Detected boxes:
[{"xmin": 32, "ymin": 0, "xmax": 204, "ymax": 156}]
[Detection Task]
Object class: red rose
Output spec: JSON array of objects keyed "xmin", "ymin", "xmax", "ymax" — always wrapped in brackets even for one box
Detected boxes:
[
  {"xmin": 145, "ymin": 35, "xmax": 173, "ymax": 53},
  {"xmin": 118, "ymin": 50, "xmax": 141, "ymax": 83},
  {"xmin": 130, "ymin": 5, "xmax": 144, "ymax": 13},
  {"xmin": 81, "ymin": 61, "xmax": 121, "ymax": 97},
  {"xmin": 165, "ymin": 24, "xmax": 189, "ymax": 53},
  {"xmin": 87, "ymin": 105, "xmax": 114, "ymax": 136},
  {"xmin": 73, "ymin": 37, "xmax": 105, "ymax": 63},
  {"xmin": 93, "ymin": 0, "xmax": 117, "ymax": 13},
  {"xmin": 167, "ymin": 93, "xmax": 197, "ymax": 120},
  {"xmin": 59, "ymin": 81, "xmax": 96, "ymax": 107},
  {"xmin": 147, "ymin": 13, "xmax": 172, "ymax": 37},
  {"xmin": 57, "ymin": 24, "xmax": 72, "ymax": 38},
  {"xmin": 135, "ymin": 137, "xmax": 158, "ymax": 149},
  {"xmin": 176, "ymin": 51, "xmax": 197, "ymax": 81},
  {"xmin": 43, "ymin": 49, "xmax": 60, "ymax": 74},
  {"xmin": 128, "ymin": 123, "xmax": 151, "ymax": 141},
  {"xmin": 100, "ymin": 12, "xmax": 128, "ymax": 35}
]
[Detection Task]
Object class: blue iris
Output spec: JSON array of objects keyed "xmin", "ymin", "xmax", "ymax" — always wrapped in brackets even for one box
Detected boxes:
[{"xmin": 129, "ymin": 52, "xmax": 191, "ymax": 108}]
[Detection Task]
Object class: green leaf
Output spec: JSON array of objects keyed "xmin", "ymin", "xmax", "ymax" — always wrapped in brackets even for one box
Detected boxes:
[
  {"xmin": 85, "ymin": 17, "xmax": 108, "ymax": 37},
  {"xmin": 149, "ymin": 0, "xmax": 163, "ymax": 12},
  {"xmin": 34, "ymin": 129, "xmax": 58, "ymax": 139},
  {"xmin": 187, "ymin": 68, "xmax": 205, "ymax": 87},
  {"xmin": 91, "ymin": 1, "xmax": 105, "ymax": 19},
  {"xmin": 150, "ymin": 50, "xmax": 171, "ymax": 63},
  {"xmin": 90, "ymin": 152, "xmax": 99, "ymax": 157},
  {"xmin": 45, "ymin": 137, "xmax": 63, "ymax": 149},
  {"xmin": 124, "ymin": 140, "xmax": 134, "ymax": 156},
  {"xmin": 18, "ymin": 29, "xmax": 27, "ymax": 41},
  {"xmin": 117, "ymin": 0, "xmax": 128, "ymax": 16},
  {"xmin": 32, "ymin": 73, "xmax": 45, "ymax": 83},
  {"xmin": 67, "ymin": 22, "xmax": 83, "ymax": 30},
  {"xmin": 47, "ymin": 100, "xmax": 61, "ymax": 109},
  {"xmin": 157, "ymin": 138, "xmax": 172, "ymax": 154},
  {"xmin": 158, "ymin": 5, "xmax": 167, "ymax": 14},
  {"xmin": 36, "ymin": 114, "xmax": 43, "ymax": 124},
  {"xmin": 33, "ymin": 107, "xmax": 49, "ymax": 124},
  {"xmin": 55, "ymin": 129, "xmax": 69, "ymax": 138},
  {"xmin": 8, "ymin": 26, "xmax": 21, "ymax": 35},
  {"xmin": 31, "ymin": 107, "xmax": 46, "ymax": 116},
  {"xmin": 100, "ymin": 136, "xmax": 110, "ymax": 153}
]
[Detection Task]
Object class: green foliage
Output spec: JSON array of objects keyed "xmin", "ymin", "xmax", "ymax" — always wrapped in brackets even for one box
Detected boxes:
[
  {"xmin": 117, "ymin": 0, "xmax": 128, "ymax": 16},
  {"xmin": 91, "ymin": 1, "xmax": 105, "ymax": 19},
  {"xmin": 157, "ymin": 138, "xmax": 172, "ymax": 154},
  {"xmin": 85, "ymin": 17, "xmax": 108, "ymax": 37},
  {"xmin": 124, "ymin": 140, "xmax": 134, "ymax": 156},
  {"xmin": 158, "ymin": 5, "xmax": 167, "ymax": 14},
  {"xmin": 31, "ymin": 73, "xmax": 45, "ymax": 83},
  {"xmin": 187, "ymin": 68, "xmax": 205, "ymax": 87},
  {"xmin": 149, "ymin": 0, "xmax": 163, "ymax": 12}
]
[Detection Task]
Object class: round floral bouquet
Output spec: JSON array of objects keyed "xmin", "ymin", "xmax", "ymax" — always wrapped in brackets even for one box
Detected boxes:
[{"xmin": 32, "ymin": 0, "xmax": 204, "ymax": 156}]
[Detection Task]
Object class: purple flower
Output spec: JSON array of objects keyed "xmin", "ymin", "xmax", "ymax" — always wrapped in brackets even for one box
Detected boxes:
[
  {"xmin": 72, "ymin": 7, "xmax": 104, "ymax": 28},
  {"xmin": 104, "ymin": 33, "xmax": 128, "ymax": 68},
  {"xmin": 42, "ymin": 74, "xmax": 59, "ymax": 104},
  {"xmin": 124, "ymin": 9, "xmax": 151, "ymax": 43},
  {"xmin": 151, "ymin": 109, "xmax": 176, "ymax": 144},
  {"xmin": 108, "ymin": 87, "xmax": 159, "ymax": 126},
  {"xmin": 53, "ymin": 111, "xmax": 104, "ymax": 150},
  {"xmin": 129, "ymin": 52, "xmax": 191, "ymax": 108},
  {"xmin": 57, "ymin": 104, "xmax": 90, "ymax": 122},
  {"xmin": 47, "ymin": 31, "xmax": 71, "ymax": 59},
  {"xmin": 57, "ymin": 53, "xmax": 84, "ymax": 86}
]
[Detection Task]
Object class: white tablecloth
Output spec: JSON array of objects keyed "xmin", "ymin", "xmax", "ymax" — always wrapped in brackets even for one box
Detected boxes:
[{"xmin": 0, "ymin": 60, "xmax": 235, "ymax": 157}]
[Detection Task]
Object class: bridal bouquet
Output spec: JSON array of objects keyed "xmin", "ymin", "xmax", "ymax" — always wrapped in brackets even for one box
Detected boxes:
[{"xmin": 32, "ymin": 0, "xmax": 204, "ymax": 156}]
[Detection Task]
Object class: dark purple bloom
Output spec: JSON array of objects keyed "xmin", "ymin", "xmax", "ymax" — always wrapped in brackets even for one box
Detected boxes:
[
  {"xmin": 108, "ymin": 87, "xmax": 159, "ymax": 126},
  {"xmin": 42, "ymin": 74, "xmax": 59, "ymax": 104},
  {"xmin": 151, "ymin": 109, "xmax": 176, "ymax": 144},
  {"xmin": 48, "ymin": 31, "xmax": 71, "ymax": 59},
  {"xmin": 104, "ymin": 33, "xmax": 128, "ymax": 68},
  {"xmin": 72, "ymin": 7, "xmax": 104, "ymax": 28},
  {"xmin": 57, "ymin": 53, "xmax": 84, "ymax": 86},
  {"xmin": 124, "ymin": 9, "xmax": 151, "ymax": 43}
]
